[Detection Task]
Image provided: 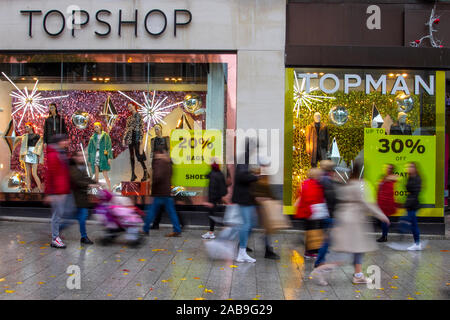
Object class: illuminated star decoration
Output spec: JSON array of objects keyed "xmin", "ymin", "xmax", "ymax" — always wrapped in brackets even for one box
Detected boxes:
[
  {"xmin": 2, "ymin": 72, "xmax": 68, "ymax": 127},
  {"xmin": 100, "ymin": 95, "xmax": 118, "ymax": 132},
  {"xmin": 293, "ymin": 71, "xmax": 335, "ymax": 117},
  {"xmin": 118, "ymin": 90, "xmax": 183, "ymax": 150}
]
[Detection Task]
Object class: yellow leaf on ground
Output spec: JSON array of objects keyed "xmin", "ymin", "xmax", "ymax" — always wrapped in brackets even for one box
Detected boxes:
[
  {"xmin": 198, "ymin": 285, "xmax": 204, "ymax": 288},
  {"xmin": 407, "ymin": 297, "xmax": 415, "ymax": 300},
  {"xmin": 256, "ymin": 295, "xmax": 261, "ymax": 298},
  {"xmin": 0, "ymin": 278, "xmax": 5, "ymax": 282},
  {"xmin": 180, "ymin": 278, "xmax": 187, "ymax": 281},
  {"xmin": 18, "ymin": 241, "xmax": 25, "ymax": 244},
  {"xmin": 137, "ymin": 297, "xmax": 143, "ymax": 300},
  {"xmin": 116, "ymin": 260, "xmax": 121, "ymax": 262},
  {"xmin": 392, "ymin": 276, "xmax": 399, "ymax": 279},
  {"xmin": 16, "ymin": 282, "xmax": 23, "ymax": 285},
  {"xmin": 220, "ymin": 268, "xmax": 224, "ymax": 270},
  {"xmin": 252, "ymin": 298, "xmax": 259, "ymax": 300},
  {"xmin": 17, "ymin": 259, "xmax": 23, "ymax": 262},
  {"xmin": 319, "ymin": 290, "xmax": 326, "ymax": 293},
  {"xmin": 49, "ymin": 275, "xmax": 56, "ymax": 278},
  {"xmin": 229, "ymin": 265, "xmax": 238, "ymax": 268},
  {"xmin": 275, "ymin": 240, "xmax": 279, "ymax": 243},
  {"xmin": 38, "ymin": 282, "xmax": 45, "ymax": 285},
  {"xmin": 355, "ymin": 290, "xmax": 360, "ymax": 293},
  {"xmin": 136, "ymin": 283, "xmax": 141, "ymax": 287},
  {"xmin": 186, "ymin": 258, "xmax": 193, "ymax": 261},
  {"xmin": 138, "ymin": 259, "xmax": 146, "ymax": 262},
  {"xmin": 379, "ymin": 288, "xmax": 385, "ymax": 290},
  {"xmin": 415, "ymin": 292, "xmax": 421, "ymax": 295},
  {"xmin": 391, "ymin": 286, "xmax": 398, "ymax": 289},
  {"xmin": 193, "ymin": 277, "xmax": 200, "ymax": 280},
  {"xmin": 5, "ymin": 290, "xmax": 14, "ymax": 293},
  {"xmin": 154, "ymin": 297, "xmax": 158, "ymax": 300},
  {"xmin": 107, "ymin": 294, "xmax": 112, "ymax": 297},
  {"xmin": 152, "ymin": 249, "xmax": 165, "ymax": 252},
  {"xmin": 177, "ymin": 250, "xmax": 183, "ymax": 252},
  {"xmin": 194, "ymin": 297, "xmax": 205, "ymax": 300},
  {"xmin": 39, "ymin": 247, "xmax": 47, "ymax": 249},
  {"xmin": 204, "ymin": 289, "xmax": 214, "ymax": 293}
]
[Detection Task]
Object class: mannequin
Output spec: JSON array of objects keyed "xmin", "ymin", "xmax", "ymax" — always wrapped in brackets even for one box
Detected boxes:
[
  {"xmin": 150, "ymin": 124, "xmax": 170, "ymax": 163},
  {"xmin": 122, "ymin": 102, "xmax": 148, "ymax": 182},
  {"xmin": 305, "ymin": 112, "xmax": 329, "ymax": 167},
  {"xmin": 13, "ymin": 122, "xmax": 43, "ymax": 192},
  {"xmin": 87, "ymin": 122, "xmax": 112, "ymax": 190},
  {"xmin": 390, "ymin": 112, "xmax": 412, "ymax": 135},
  {"xmin": 43, "ymin": 103, "xmax": 67, "ymax": 146}
]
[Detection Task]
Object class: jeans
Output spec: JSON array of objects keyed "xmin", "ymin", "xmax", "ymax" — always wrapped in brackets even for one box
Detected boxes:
[
  {"xmin": 353, "ymin": 253, "xmax": 363, "ymax": 265},
  {"xmin": 207, "ymin": 202, "xmax": 219, "ymax": 232},
  {"xmin": 381, "ymin": 221, "xmax": 390, "ymax": 237},
  {"xmin": 51, "ymin": 194, "xmax": 75, "ymax": 239},
  {"xmin": 407, "ymin": 210, "xmax": 420, "ymax": 244},
  {"xmin": 60, "ymin": 207, "xmax": 89, "ymax": 238},
  {"xmin": 238, "ymin": 205, "xmax": 257, "ymax": 249},
  {"xmin": 314, "ymin": 218, "xmax": 333, "ymax": 267},
  {"xmin": 143, "ymin": 197, "xmax": 181, "ymax": 233}
]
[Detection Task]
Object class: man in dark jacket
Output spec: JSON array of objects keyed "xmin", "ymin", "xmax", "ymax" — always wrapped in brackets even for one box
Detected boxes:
[
  {"xmin": 67, "ymin": 150, "xmax": 96, "ymax": 244},
  {"xmin": 142, "ymin": 149, "xmax": 181, "ymax": 237}
]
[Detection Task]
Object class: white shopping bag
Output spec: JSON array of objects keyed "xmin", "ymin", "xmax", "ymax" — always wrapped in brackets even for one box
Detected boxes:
[
  {"xmin": 204, "ymin": 239, "xmax": 237, "ymax": 261},
  {"xmin": 309, "ymin": 203, "xmax": 330, "ymax": 220},
  {"xmin": 223, "ymin": 204, "xmax": 243, "ymax": 226}
]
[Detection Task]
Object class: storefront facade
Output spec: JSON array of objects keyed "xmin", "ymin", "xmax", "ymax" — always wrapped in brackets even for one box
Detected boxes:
[
  {"xmin": 0, "ymin": 0, "xmax": 286, "ymax": 212},
  {"xmin": 284, "ymin": 0, "xmax": 450, "ymax": 234}
]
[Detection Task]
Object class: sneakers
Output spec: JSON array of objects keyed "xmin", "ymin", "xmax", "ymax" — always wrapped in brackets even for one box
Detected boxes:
[
  {"xmin": 51, "ymin": 236, "xmax": 66, "ymax": 249},
  {"xmin": 236, "ymin": 248, "xmax": 256, "ymax": 263},
  {"xmin": 376, "ymin": 236, "xmax": 387, "ymax": 243},
  {"xmin": 201, "ymin": 232, "xmax": 216, "ymax": 239},
  {"xmin": 165, "ymin": 232, "xmax": 181, "ymax": 237},
  {"xmin": 80, "ymin": 237, "xmax": 94, "ymax": 245},
  {"xmin": 352, "ymin": 274, "xmax": 372, "ymax": 284},
  {"xmin": 310, "ymin": 269, "xmax": 328, "ymax": 286},
  {"xmin": 407, "ymin": 243, "xmax": 422, "ymax": 251},
  {"xmin": 304, "ymin": 252, "xmax": 318, "ymax": 259}
]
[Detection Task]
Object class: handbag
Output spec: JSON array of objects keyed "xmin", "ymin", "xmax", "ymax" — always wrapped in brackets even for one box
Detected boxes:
[
  {"xmin": 305, "ymin": 229, "xmax": 324, "ymax": 251},
  {"xmin": 259, "ymin": 199, "xmax": 292, "ymax": 233},
  {"xmin": 309, "ymin": 203, "xmax": 329, "ymax": 220},
  {"xmin": 223, "ymin": 204, "xmax": 243, "ymax": 226}
]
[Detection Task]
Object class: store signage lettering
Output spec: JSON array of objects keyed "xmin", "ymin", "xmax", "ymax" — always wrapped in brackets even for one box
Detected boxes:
[
  {"xmin": 20, "ymin": 8, "xmax": 192, "ymax": 37},
  {"xmin": 297, "ymin": 73, "xmax": 434, "ymax": 95},
  {"xmin": 366, "ymin": 5, "xmax": 381, "ymax": 30}
]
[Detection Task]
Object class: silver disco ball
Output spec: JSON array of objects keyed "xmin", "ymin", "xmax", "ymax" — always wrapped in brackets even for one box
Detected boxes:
[
  {"xmin": 72, "ymin": 111, "xmax": 90, "ymax": 130},
  {"xmin": 183, "ymin": 94, "xmax": 202, "ymax": 114},
  {"xmin": 7, "ymin": 172, "xmax": 24, "ymax": 189},
  {"xmin": 329, "ymin": 106, "xmax": 349, "ymax": 126},
  {"xmin": 396, "ymin": 94, "xmax": 415, "ymax": 113}
]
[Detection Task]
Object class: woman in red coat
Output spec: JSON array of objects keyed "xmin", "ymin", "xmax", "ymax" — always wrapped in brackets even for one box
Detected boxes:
[
  {"xmin": 376, "ymin": 164, "xmax": 399, "ymax": 242},
  {"xmin": 295, "ymin": 168, "xmax": 326, "ymax": 257}
]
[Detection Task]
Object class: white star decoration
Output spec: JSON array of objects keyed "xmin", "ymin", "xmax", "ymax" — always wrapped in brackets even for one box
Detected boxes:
[
  {"xmin": 118, "ymin": 90, "xmax": 183, "ymax": 150},
  {"xmin": 2, "ymin": 72, "xmax": 68, "ymax": 127},
  {"xmin": 293, "ymin": 71, "xmax": 335, "ymax": 117}
]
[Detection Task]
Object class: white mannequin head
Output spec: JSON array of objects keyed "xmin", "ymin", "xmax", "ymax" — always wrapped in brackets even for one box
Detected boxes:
[
  {"xmin": 314, "ymin": 112, "xmax": 321, "ymax": 123},
  {"xmin": 398, "ymin": 112, "xmax": 407, "ymax": 124}
]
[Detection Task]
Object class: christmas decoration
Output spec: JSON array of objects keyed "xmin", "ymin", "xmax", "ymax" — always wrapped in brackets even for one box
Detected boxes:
[
  {"xmin": 2, "ymin": 120, "xmax": 17, "ymax": 154},
  {"xmin": 329, "ymin": 137, "xmax": 341, "ymax": 165},
  {"xmin": 2, "ymin": 73, "xmax": 68, "ymax": 128},
  {"xmin": 371, "ymin": 105, "xmax": 384, "ymax": 128},
  {"xmin": 395, "ymin": 93, "xmax": 415, "ymax": 113},
  {"xmin": 183, "ymin": 93, "xmax": 203, "ymax": 114},
  {"xmin": 101, "ymin": 96, "xmax": 118, "ymax": 132},
  {"xmin": 118, "ymin": 90, "xmax": 183, "ymax": 151},
  {"xmin": 410, "ymin": 6, "xmax": 443, "ymax": 48},
  {"xmin": 329, "ymin": 106, "xmax": 349, "ymax": 126},
  {"xmin": 72, "ymin": 111, "xmax": 90, "ymax": 130},
  {"xmin": 7, "ymin": 172, "xmax": 24, "ymax": 190},
  {"xmin": 293, "ymin": 71, "xmax": 335, "ymax": 116}
]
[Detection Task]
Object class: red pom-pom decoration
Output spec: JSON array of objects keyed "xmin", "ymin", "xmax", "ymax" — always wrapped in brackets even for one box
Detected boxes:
[
  {"xmin": 415, "ymin": 40, "xmax": 420, "ymax": 44},
  {"xmin": 433, "ymin": 18, "xmax": 440, "ymax": 24},
  {"xmin": 439, "ymin": 45, "xmax": 443, "ymax": 48}
]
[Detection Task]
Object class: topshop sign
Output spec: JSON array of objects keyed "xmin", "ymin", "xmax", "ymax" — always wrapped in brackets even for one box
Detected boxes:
[
  {"xmin": 20, "ymin": 7, "xmax": 192, "ymax": 37},
  {"xmin": 297, "ymin": 73, "xmax": 435, "ymax": 95}
]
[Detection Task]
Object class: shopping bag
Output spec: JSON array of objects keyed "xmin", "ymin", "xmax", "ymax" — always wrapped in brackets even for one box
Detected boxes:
[
  {"xmin": 223, "ymin": 204, "xmax": 243, "ymax": 226},
  {"xmin": 309, "ymin": 203, "xmax": 329, "ymax": 220},
  {"xmin": 204, "ymin": 239, "xmax": 237, "ymax": 261},
  {"xmin": 305, "ymin": 229, "xmax": 324, "ymax": 251},
  {"xmin": 259, "ymin": 199, "xmax": 292, "ymax": 233}
]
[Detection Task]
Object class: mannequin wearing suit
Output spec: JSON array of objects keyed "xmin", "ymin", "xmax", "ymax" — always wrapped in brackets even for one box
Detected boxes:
[
  {"xmin": 305, "ymin": 112, "xmax": 329, "ymax": 167},
  {"xmin": 390, "ymin": 112, "xmax": 412, "ymax": 135}
]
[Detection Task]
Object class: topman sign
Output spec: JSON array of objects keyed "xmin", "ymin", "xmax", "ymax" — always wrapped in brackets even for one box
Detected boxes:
[{"xmin": 297, "ymin": 73, "xmax": 435, "ymax": 95}]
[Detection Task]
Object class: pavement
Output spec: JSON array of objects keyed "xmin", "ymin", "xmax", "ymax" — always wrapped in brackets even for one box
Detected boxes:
[{"xmin": 0, "ymin": 220, "xmax": 448, "ymax": 300}]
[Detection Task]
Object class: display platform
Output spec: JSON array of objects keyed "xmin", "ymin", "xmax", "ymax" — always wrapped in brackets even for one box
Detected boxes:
[{"xmin": 121, "ymin": 181, "xmax": 151, "ymax": 196}]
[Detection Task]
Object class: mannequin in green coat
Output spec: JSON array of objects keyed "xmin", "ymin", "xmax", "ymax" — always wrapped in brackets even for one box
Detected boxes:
[{"xmin": 88, "ymin": 122, "xmax": 113, "ymax": 190}]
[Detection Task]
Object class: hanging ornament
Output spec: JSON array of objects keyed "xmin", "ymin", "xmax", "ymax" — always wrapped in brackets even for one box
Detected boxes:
[
  {"xmin": 410, "ymin": 6, "xmax": 443, "ymax": 48},
  {"xmin": 2, "ymin": 120, "xmax": 17, "ymax": 154},
  {"xmin": 395, "ymin": 93, "xmax": 415, "ymax": 113},
  {"xmin": 71, "ymin": 110, "xmax": 90, "ymax": 130},
  {"xmin": 7, "ymin": 172, "xmax": 24, "ymax": 189},
  {"xmin": 329, "ymin": 106, "xmax": 348, "ymax": 126},
  {"xmin": 371, "ymin": 104, "xmax": 384, "ymax": 128},
  {"xmin": 293, "ymin": 71, "xmax": 336, "ymax": 117},
  {"xmin": 329, "ymin": 137, "xmax": 341, "ymax": 165},
  {"xmin": 118, "ymin": 90, "xmax": 183, "ymax": 151},
  {"xmin": 100, "ymin": 95, "xmax": 118, "ymax": 132},
  {"xmin": 2, "ymin": 73, "xmax": 68, "ymax": 128},
  {"xmin": 183, "ymin": 93, "xmax": 203, "ymax": 114}
]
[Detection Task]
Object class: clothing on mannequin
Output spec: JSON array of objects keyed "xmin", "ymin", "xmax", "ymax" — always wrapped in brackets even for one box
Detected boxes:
[{"xmin": 305, "ymin": 112, "xmax": 329, "ymax": 167}]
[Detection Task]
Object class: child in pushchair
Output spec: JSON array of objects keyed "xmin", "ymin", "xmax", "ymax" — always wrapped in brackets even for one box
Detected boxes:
[{"xmin": 95, "ymin": 190, "xmax": 145, "ymax": 247}]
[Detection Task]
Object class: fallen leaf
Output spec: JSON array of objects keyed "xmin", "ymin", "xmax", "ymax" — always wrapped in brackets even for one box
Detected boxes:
[
  {"xmin": 116, "ymin": 260, "xmax": 121, "ymax": 262},
  {"xmin": 194, "ymin": 297, "xmax": 205, "ymax": 300},
  {"xmin": 186, "ymin": 258, "xmax": 193, "ymax": 261},
  {"xmin": 172, "ymin": 262, "xmax": 176, "ymax": 265},
  {"xmin": 104, "ymin": 261, "xmax": 108, "ymax": 264},
  {"xmin": 319, "ymin": 290, "xmax": 326, "ymax": 293},
  {"xmin": 148, "ymin": 268, "xmax": 155, "ymax": 272},
  {"xmin": 149, "ymin": 288, "xmax": 153, "ymax": 291},
  {"xmin": 38, "ymin": 282, "xmax": 45, "ymax": 285},
  {"xmin": 138, "ymin": 259, "xmax": 146, "ymax": 262},
  {"xmin": 177, "ymin": 250, "xmax": 183, "ymax": 252},
  {"xmin": 229, "ymin": 265, "xmax": 238, "ymax": 268},
  {"xmin": 123, "ymin": 273, "xmax": 129, "ymax": 275},
  {"xmin": 415, "ymin": 292, "xmax": 421, "ymax": 295},
  {"xmin": 49, "ymin": 275, "xmax": 56, "ymax": 278},
  {"xmin": 16, "ymin": 282, "xmax": 23, "ymax": 285},
  {"xmin": 107, "ymin": 294, "xmax": 112, "ymax": 297},
  {"xmin": 204, "ymin": 289, "xmax": 214, "ymax": 293},
  {"xmin": 392, "ymin": 275, "xmax": 399, "ymax": 279},
  {"xmin": 136, "ymin": 283, "xmax": 141, "ymax": 287},
  {"xmin": 137, "ymin": 297, "xmax": 143, "ymax": 300},
  {"xmin": 3, "ymin": 286, "xmax": 9, "ymax": 288},
  {"xmin": 198, "ymin": 285, "xmax": 204, "ymax": 288},
  {"xmin": 446, "ymin": 283, "xmax": 450, "ymax": 286},
  {"xmin": 226, "ymin": 298, "xmax": 233, "ymax": 300},
  {"xmin": 220, "ymin": 267, "xmax": 224, "ymax": 270},
  {"xmin": 379, "ymin": 288, "xmax": 385, "ymax": 290},
  {"xmin": 162, "ymin": 280, "xmax": 171, "ymax": 283},
  {"xmin": 274, "ymin": 240, "xmax": 279, "ymax": 243},
  {"xmin": 5, "ymin": 290, "xmax": 14, "ymax": 293},
  {"xmin": 193, "ymin": 277, "xmax": 200, "ymax": 280},
  {"xmin": 180, "ymin": 278, "xmax": 187, "ymax": 281},
  {"xmin": 439, "ymin": 250, "xmax": 448, "ymax": 252},
  {"xmin": 152, "ymin": 249, "xmax": 166, "ymax": 252},
  {"xmin": 39, "ymin": 247, "xmax": 47, "ymax": 249},
  {"xmin": 17, "ymin": 259, "xmax": 23, "ymax": 262},
  {"xmin": 154, "ymin": 297, "xmax": 158, "ymax": 300},
  {"xmin": 391, "ymin": 286, "xmax": 398, "ymax": 289},
  {"xmin": 122, "ymin": 269, "xmax": 130, "ymax": 272},
  {"xmin": 0, "ymin": 278, "xmax": 5, "ymax": 282},
  {"xmin": 281, "ymin": 265, "xmax": 288, "ymax": 268},
  {"xmin": 18, "ymin": 241, "xmax": 25, "ymax": 244},
  {"xmin": 355, "ymin": 290, "xmax": 360, "ymax": 293},
  {"xmin": 407, "ymin": 297, "xmax": 415, "ymax": 300},
  {"xmin": 252, "ymin": 298, "xmax": 259, "ymax": 300},
  {"xmin": 256, "ymin": 295, "xmax": 261, "ymax": 298}
]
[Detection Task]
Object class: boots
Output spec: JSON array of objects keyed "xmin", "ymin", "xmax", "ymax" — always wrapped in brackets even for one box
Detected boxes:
[
  {"xmin": 141, "ymin": 169, "xmax": 149, "ymax": 182},
  {"xmin": 264, "ymin": 246, "xmax": 280, "ymax": 260},
  {"xmin": 131, "ymin": 172, "xmax": 137, "ymax": 182},
  {"xmin": 376, "ymin": 235, "xmax": 387, "ymax": 243}
]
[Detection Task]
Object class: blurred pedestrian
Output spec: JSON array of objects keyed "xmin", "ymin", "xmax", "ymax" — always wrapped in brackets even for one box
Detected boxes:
[
  {"xmin": 202, "ymin": 161, "xmax": 228, "ymax": 239},
  {"xmin": 310, "ymin": 162, "xmax": 390, "ymax": 286},
  {"xmin": 376, "ymin": 164, "xmax": 399, "ymax": 242},
  {"xmin": 295, "ymin": 167, "xmax": 326, "ymax": 258},
  {"xmin": 68, "ymin": 150, "xmax": 97, "ymax": 245},
  {"xmin": 142, "ymin": 148, "xmax": 182, "ymax": 237},
  {"xmin": 44, "ymin": 134, "xmax": 74, "ymax": 249},
  {"xmin": 403, "ymin": 162, "xmax": 423, "ymax": 251},
  {"xmin": 314, "ymin": 160, "xmax": 339, "ymax": 268}
]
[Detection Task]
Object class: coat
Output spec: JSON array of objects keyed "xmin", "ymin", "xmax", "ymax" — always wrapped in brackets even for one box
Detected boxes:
[
  {"xmin": 330, "ymin": 180, "xmax": 388, "ymax": 253},
  {"xmin": 231, "ymin": 164, "xmax": 258, "ymax": 205},
  {"xmin": 390, "ymin": 123, "xmax": 412, "ymax": 135},
  {"xmin": 69, "ymin": 159, "xmax": 95, "ymax": 208},
  {"xmin": 320, "ymin": 174, "xmax": 338, "ymax": 218},
  {"xmin": 151, "ymin": 156, "xmax": 172, "ymax": 196},
  {"xmin": 87, "ymin": 131, "xmax": 113, "ymax": 172},
  {"xmin": 207, "ymin": 169, "xmax": 227, "ymax": 203},
  {"xmin": 45, "ymin": 145, "xmax": 71, "ymax": 195},
  {"xmin": 377, "ymin": 175, "xmax": 398, "ymax": 216},
  {"xmin": 295, "ymin": 178, "xmax": 325, "ymax": 219},
  {"xmin": 305, "ymin": 122, "xmax": 329, "ymax": 166},
  {"xmin": 43, "ymin": 115, "xmax": 67, "ymax": 144},
  {"xmin": 404, "ymin": 175, "xmax": 422, "ymax": 211},
  {"xmin": 16, "ymin": 134, "xmax": 44, "ymax": 164}
]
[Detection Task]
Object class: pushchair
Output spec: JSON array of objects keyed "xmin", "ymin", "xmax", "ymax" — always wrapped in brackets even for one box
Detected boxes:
[{"xmin": 94, "ymin": 190, "xmax": 145, "ymax": 247}]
